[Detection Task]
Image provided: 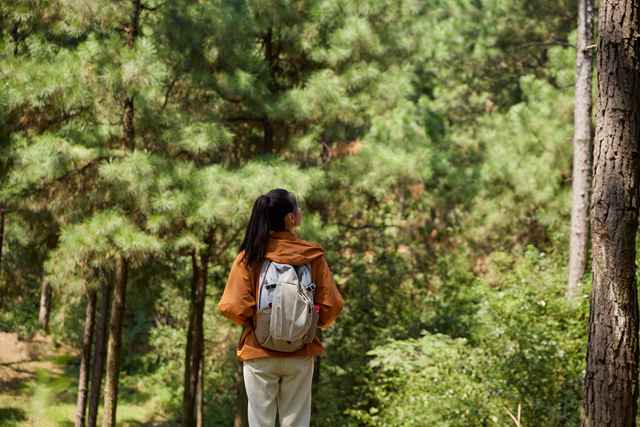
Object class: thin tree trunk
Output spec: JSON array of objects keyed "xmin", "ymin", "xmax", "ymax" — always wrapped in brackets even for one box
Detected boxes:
[
  {"xmin": 0, "ymin": 208, "xmax": 4, "ymax": 271},
  {"xmin": 88, "ymin": 280, "xmax": 112, "ymax": 427},
  {"xmin": 261, "ymin": 27, "xmax": 276, "ymax": 155},
  {"xmin": 38, "ymin": 280, "xmax": 53, "ymax": 333},
  {"xmin": 582, "ymin": 1, "xmax": 640, "ymax": 425},
  {"xmin": 311, "ymin": 355, "xmax": 320, "ymax": 417},
  {"xmin": 39, "ymin": 233, "xmax": 59, "ymax": 333},
  {"xmin": 182, "ymin": 255, "xmax": 196, "ymax": 427},
  {"xmin": 196, "ymin": 357, "xmax": 204, "ymax": 427},
  {"xmin": 100, "ymin": 3, "xmax": 141, "ymax": 425},
  {"xmin": 121, "ymin": 0, "xmax": 140, "ymax": 150},
  {"xmin": 183, "ymin": 250, "xmax": 209, "ymax": 427},
  {"xmin": 567, "ymin": 0, "xmax": 594, "ymax": 301},
  {"xmin": 102, "ymin": 256, "xmax": 128, "ymax": 427},
  {"xmin": 262, "ymin": 118, "xmax": 274, "ymax": 154},
  {"xmin": 75, "ymin": 289, "xmax": 97, "ymax": 427},
  {"xmin": 311, "ymin": 329, "xmax": 322, "ymax": 419},
  {"xmin": 123, "ymin": 97, "xmax": 135, "ymax": 151},
  {"xmin": 234, "ymin": 361, "xmax": 248, "ymax": 427},
  {"xmin": 126, "ymin": 0, "xmax": 141, "ymax": 49}
]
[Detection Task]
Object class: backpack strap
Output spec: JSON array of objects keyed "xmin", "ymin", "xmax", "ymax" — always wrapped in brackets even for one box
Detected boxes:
[{"xmin": 252, "ymin": 260, "xmax": 272, "ymax": 330}]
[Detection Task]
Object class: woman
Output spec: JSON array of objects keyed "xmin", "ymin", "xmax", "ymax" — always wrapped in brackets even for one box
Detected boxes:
[{"xmin": 218, "ymin": 188, "xmax": 344, "ymax": 427}]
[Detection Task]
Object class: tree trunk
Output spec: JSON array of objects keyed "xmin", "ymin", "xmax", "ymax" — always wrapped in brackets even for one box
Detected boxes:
[
  {"xmin": 196, "ymin": 357, "xmax": 204, "ymax": 427},
  {"xmin": 182, "ymin": 255, "xmax": 197, "ymax": 427},
  {"xmin": 123, "ymin": 96, "xmax": 135, "ymax": 151},
  {"xmin": 311, "ymin": 355, "xmax": 320, "ymax": 418},
  {"xmin": 567, "ymin": 0, "xmax": 595, "ymax": 301},
  {"xmin": 39, "ymin": 233, "xmax": 59, "ymax": 333},
  {"xmin": 582, "ymin": 1, "xmax": 640, "ymax": 426},
  {"xmin": 121, "ymin": 0, "xmax": 140, "ymax": 150},
  {"xmin": 183, "ymin": 250, "xmax": 209, "ymax": 427},
  {"xmin": 0, "ymin": 208, "xmax": 4, "ymax": 271},
  {"xmin": 75, "ymin": 289, "xmax": 97, "ymax": 427},
  {"xmin": 126, "ymin": 0, "xmax": 141, "ymax": 49},
  {"xmin": 311, "ymin": 329, "xmax": 322, "ymax": 419},
  {"xmin": 102, "ymin": 256, "xmax": 128, "ymax": 427},
  {"xmin": 234, "ymin": 361, "xmax": 248, "ymax": 427},
  {"xmin": 262, "ymin": 118, "xmax": 274, "ymax": 154},
  {"xmin": 88, "ymin": 280, "xmax": 112, "ymax": 427},
  {"xmin": 261, "ymin": 27, "xmax": 276, "ymax": 155},
  {"xmin": 38, "ymin": 280, "xmax": 53, "ymax": 333},
  {"xmin": 100, "ymin": 3, "xmax": 141, "ymax": 425}
]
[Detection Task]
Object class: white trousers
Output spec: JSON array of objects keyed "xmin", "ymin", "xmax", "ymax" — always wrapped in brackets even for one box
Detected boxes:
[{"xmin": 243, "ymin": 356, "xmax": 314, "ymax": 427}]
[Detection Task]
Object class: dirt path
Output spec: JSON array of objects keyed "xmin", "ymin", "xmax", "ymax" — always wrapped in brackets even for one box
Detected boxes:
[
  {"xmin": 0, "ymin": 331, "xmax": 69, "ymax": 381},
  {"xmin": 0, "ymin": 332, "xmax": 75, "ymax": 427},
  {"xmin": 0, "ymin": 332, "xmax": 171, "ymax": 426}
]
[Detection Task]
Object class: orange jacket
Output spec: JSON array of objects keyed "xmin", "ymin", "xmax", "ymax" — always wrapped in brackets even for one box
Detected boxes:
[{"xmin": 218, "ymin": 230, "xmax": 344, "ymax": 361}]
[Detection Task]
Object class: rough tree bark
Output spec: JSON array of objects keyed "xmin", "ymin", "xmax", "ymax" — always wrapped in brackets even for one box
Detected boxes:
[
  {"xmin": 75, "ymin": 289, "xmax": 97, "ymax": 427},
  {"xmin": 567, "ymin": 0, "xmax": 595, "ymax": 301},
  {"xmin": 182, "ymin": 249, "xmax": 210, "ymax": 427},
  {"xmin": 582, "ymin": 0, "xmax": 640, "ymax": 425},
  {"xmin": 88, "ymin": 280, "xmax": 112, "ymax": 427},
  {"xmin": 102, "ymin": 256, "xmax": 128, "ymax": 427}
]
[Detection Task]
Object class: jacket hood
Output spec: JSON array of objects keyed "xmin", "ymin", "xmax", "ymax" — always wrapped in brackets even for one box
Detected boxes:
[{"xmin": 264, "ymin": 231, "xmax": 324, "ymax": 265}]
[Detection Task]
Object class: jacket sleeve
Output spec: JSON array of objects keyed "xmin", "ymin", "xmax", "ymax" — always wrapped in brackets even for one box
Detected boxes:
[
  {"xmin": 312, "ymin": 255, "xmax": 344, "ymax": 329},
  {"xmin": 218, "ymin": 253, "xmax": 256, "ymax": 326}
]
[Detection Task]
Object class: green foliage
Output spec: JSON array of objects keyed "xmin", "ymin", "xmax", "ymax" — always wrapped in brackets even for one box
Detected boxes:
[
  {"xmin": 0, "ymin": 213, "xmax": 49, "ymax": 335},
  {"xmin": 356, "ymin": 333, "xmax": 500, "ymax": 426},
  {"xmin": 463, "ymin": 44, "xmax": 575, "ymax": 253},
  {"xmin": 46, "ymin": 210, "xmax": 161, "ymax": 293},
  {"xmin": 356, "ymin": 247, "xmax": 587, "ymax": 427}
]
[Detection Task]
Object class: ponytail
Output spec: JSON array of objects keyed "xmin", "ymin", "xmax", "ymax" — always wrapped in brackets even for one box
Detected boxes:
[{"xmin": 239, "ymin": 188, "xmax": 297, "ymax": 267}]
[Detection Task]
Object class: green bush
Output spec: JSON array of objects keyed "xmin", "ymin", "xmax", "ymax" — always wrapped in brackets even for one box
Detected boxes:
[{"xmin": 355, "ymin": 247, "xmax": 588, "ymax": 427}]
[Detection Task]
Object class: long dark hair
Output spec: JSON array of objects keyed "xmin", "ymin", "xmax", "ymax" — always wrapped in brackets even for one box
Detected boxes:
[{"xmin": 239, "ymin": 188, "xmax": 298, "ymax": 267}]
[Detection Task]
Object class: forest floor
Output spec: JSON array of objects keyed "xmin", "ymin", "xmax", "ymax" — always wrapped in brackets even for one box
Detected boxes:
[{"xmin": 0, "ymin": 332, "xmax": 172, "ymax": 427}]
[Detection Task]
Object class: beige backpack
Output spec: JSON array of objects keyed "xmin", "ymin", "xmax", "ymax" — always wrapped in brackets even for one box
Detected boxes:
[{"xmin": 253, "ymin": 260, "xmax": 318, "ymax": 352}]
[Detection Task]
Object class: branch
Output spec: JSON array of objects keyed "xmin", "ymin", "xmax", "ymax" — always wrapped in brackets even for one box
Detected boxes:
[
  {"xmin": 161, "ymin": 74, "xmax": 179, "ymax": 111},
  {"xmin": 12, "ymin": 155, "xmax": 118, "ymax": 205},
  {"xmin": 498, "ymin": 38, "xmax": 574, "ymax": 50},
  {"xmin": 211, "ymin": 226, "xmax": 242, "ymax": 259},
  {"xmin": 7, "ymin": 105, "xmax": 89, "ymax": 135},
  {"xmin": 222, "ymin": 116, "xmax": 264, "ymax": 124},
  {"xmin": 335, "ymin": 222, "xmax": 401, "ymax": 231}
]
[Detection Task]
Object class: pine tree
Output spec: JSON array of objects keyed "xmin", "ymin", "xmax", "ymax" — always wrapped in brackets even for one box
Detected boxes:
[
  {"xmin": 0, "ymin": 3, "xmax": 172, "ymax": 425},
  {"xmin": 46, "ymin": 213, "xmax": 162, "ymax": 426},
  {"xmin": 582, "ymin": 0, "xmax": 640, "ymax": 425},
  {"xmin": 0, "ymin": 1, "xmax": 73, "ymax": 324}
]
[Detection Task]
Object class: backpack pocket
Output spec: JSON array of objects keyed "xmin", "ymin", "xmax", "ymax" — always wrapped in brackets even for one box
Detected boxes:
[
  {"xmin": 255, "ymin": 308, "xmax": 308, "ymax": 352},
  {"xmin": 254, "ymin": 311, "xmax": 272, "ymax": 344},
  {"xmin": 303, "ymin": 308, "xmax": 319, "ymax": 344},
  {"xmin": 270, "ymin": 282, "xmax": 313, "ymax": 342}
]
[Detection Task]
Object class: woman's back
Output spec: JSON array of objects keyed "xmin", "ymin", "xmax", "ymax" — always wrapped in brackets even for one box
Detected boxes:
[{"xmin": 217, "ymin": 189, "xmax": 343, "ymax": 427}]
